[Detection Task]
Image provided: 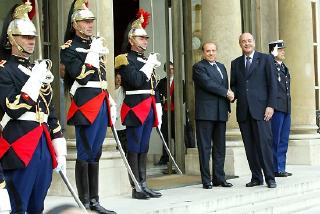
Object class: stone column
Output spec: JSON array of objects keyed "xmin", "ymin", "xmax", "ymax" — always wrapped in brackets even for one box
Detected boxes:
[
  {"xmin": 279, "ymin": 0, "xmax": 320, "ymax": 165},
  {"xmin": 254, "ymin": 0, "xmax": 279, "ymax": 52},
  {"xmin": 185, "ymin": 0, "xmax": 250, "ymax": 176}
]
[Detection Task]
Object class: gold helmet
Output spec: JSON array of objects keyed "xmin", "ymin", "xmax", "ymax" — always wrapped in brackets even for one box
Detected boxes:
[
  {"xmin": 128, "ymin": 9, "xmax": 150, "ymax": 39},
  {"xmin": 7, "ymin": 1, "xmax": 37, "ymax": 37},
  {"xmin": 72, "ymin": 0, "xmax": 95, "ymax": 22}
]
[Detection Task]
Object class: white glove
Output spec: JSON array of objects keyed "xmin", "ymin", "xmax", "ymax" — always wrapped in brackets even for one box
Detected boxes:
[
  {"xmin": 140, "ymin": 53, "xmax": 161, "ymax": 80},
  {"xmin": 109, "ymin": 95, "xmax": 117, "ymax": 125},
  {"xmin": 83, "ymin": 37, "xmax": 109, "ymax": 68},
  {"xmin": 271, "ymin": 44, "xmax": 278, "ymax": 57},
  {"xmin": 111, "ymin": 105, "xmax": 117, "ymax": 125},
  {"xmin": 55, "ymin": 155, "xmax": 67, "ymax": 175},
  {"xmin": 21, "ymin": 61, "xmax": 48, "ymax": 101},
  {"xmin": 52, "ymin": 137, "xmax": 67, "ymax": 175},
  {"xmin": 34, "ymin": 60, "xmax": 54, "ymax": 84},
  {"xmin": 0, "ymin": 188, "xmax": 11, "ymax": 212},
  {"xmin": 156, "ymin": 103, "xmax": 163, "ymax": 129},
  {"xmin": 148, "ymin": 53, "xmax": 161, "ymax": 68}
]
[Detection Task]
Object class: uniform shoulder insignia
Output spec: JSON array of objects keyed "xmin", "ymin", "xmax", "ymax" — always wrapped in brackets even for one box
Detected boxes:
[
  {"xmin": 115, "ymin": 54, "xmax": 129, "ymax": 69},
  {"xmin": 60, "ymin": 40, "xmax": 73, "ymax": 49},
  {"xmin": 0, "ymin": 60, "xmax": 7, "ymax": 68}
]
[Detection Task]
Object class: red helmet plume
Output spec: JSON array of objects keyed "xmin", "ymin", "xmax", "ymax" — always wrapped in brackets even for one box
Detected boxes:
[
  {"xmin": 23, "ymin": 0, "xmax": 36, "ymax": 20},
  {"xmin": 136, "ymin": 8, "xmax": 151, "ymax": 29}
]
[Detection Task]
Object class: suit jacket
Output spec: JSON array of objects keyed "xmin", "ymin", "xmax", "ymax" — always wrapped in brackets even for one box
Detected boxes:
[
  {"xmin": 192, "ymin": 59, "xmax": 230, "ymax": 122},
  {"xmin": 230, "ymin": 51, "xmax": 277, "ymax": 122}
]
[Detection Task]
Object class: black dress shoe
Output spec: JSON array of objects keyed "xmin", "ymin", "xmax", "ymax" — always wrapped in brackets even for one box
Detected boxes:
[
  {"xmin": 285, "ymin": 172, "xmax": 292, "ymax": 176},
  {"xmin": 246, "ymin": 180, "xmax": 263, "ymax": 187},
  {"xmin": 275, "ymin": 172, "xmax": 287, "ymax": 177},
  {"xmin": 202, "ymin": 184, "xmax": 213, "ymax": 189},
  {"xmin": 132, "ymin": 189, "xmax": 150, "ymax": 200},
  {"xmin": 212, "ymin": 181, "xmax": 233, "ymax": 187},
  {"xmin": 90, "ymin": 199, "xmax": 117, "ymax": 214},
  {"xmin": 143, "ymin": 187, "xmax": 162, "ymax": 198},
  {"xmin": 267, "ymin": 180, "xmax": 277, "ymax": 188}
]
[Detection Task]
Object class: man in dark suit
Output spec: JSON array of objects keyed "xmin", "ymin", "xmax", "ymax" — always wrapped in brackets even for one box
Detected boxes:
[
  {"xmin": 230, "ymin": 33, "xmax": 278, "ymax": 188},
  {"xmin": 193, "ymin": 42, "xmax": 233, "ymax": 189}
]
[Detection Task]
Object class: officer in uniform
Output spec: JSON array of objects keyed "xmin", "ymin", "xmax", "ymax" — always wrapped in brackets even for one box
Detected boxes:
[
  {"xmin": 115, "ymin": 9, "xmax": 163, "ymax": 200},
  {"xmin": 60, "ymin": 1, "xmax": 116, "ymax": 213},
  {"xmin": 0, "ymin": 1, "xmax": 67, "ymax": 213},
  {"xmin": 269, "ymin": 40, "xmax": 292, "ymax": 177}
]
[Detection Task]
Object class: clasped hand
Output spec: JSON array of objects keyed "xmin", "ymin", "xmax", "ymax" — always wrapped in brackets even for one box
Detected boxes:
[{"xmin": 227, "ymin": 89, "xmax": 234, "ymax": 101}]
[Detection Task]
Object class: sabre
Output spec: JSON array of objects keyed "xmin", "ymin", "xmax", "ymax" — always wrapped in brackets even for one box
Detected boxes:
[
  {"xmin": 59, "ymin": 171, "xmax": 88, "ymax": 213},
  {"xmin": 156, "ymin": 127, "xmax": 183, "ymax": 174},
  {"xmin": 111, "ymin": 126, "xmax": 142, "ymax": 192}
]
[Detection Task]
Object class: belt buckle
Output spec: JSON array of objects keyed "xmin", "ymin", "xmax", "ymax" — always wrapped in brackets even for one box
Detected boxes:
[{"xmin": 36, "ymin": 111, "xmax": 44, "ymax": 124}]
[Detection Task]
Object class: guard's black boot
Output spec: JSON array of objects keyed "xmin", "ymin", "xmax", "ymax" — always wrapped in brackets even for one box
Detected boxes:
[
  {"xmin": 127, "ymin": 152, "xmax": 149, "ymax": 200},
  {"xmin": 131, "ymin": 188, "xmax": 150, "ymax": 200},
  {"xmin": 75, "ymin": 160, "xmax": 90, "ymax": 209},
  {"xmin": 141, "ymin": 182, "xmax": 162, "ymax": 198},
  {"xmin": 88, "ymin": 162, "xmax": 117, "ymax": 214},
  {"xmin": 139, "ymin": 153, "xmax": 162, "ymax": 198}
]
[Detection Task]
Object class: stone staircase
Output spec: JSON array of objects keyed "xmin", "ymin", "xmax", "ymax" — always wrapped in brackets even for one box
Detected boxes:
[{"xmin": 45, "ymin": 165, "xmax": 320, "ymax": 214}]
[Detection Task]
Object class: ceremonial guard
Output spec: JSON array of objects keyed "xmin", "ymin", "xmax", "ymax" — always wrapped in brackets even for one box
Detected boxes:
[
  {"xmin": 269, "ymin": 40, "xmax": 292, "ymax": 177},
  {"xmin": 0, "ymin": 1, "xmax": 67, "ymax": 213},
  {"xmin": 115, "ymin": 9, "xmax": 163, "ymax": 200},
  {"xmin": 60, "ymin": 0, "xmax": 116, "ymax": 213}
]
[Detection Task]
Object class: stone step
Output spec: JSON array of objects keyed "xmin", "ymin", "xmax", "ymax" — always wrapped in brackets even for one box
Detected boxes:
[
  {"xmin": 294, "ymin": 204, "xmax": 320, "ymax": 214},
  {"xmin": 213, "ymin": 189, "xmax": 320, "ymax": 214}
]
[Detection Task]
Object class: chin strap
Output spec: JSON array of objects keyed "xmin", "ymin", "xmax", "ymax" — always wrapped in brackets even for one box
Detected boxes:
[
  {"xmin": 73, "ymin": 21, "xmax": 90, "ymax": 39},
  {"xmin": 130, "ymin": 37, "xmax": 146, "ymax": 53},
  {"xmin": 138, "ymin": 45, "xmax": 146, "ymax": 52},
  {"xmin": 8, "ymin": 34, "xmax": 33, "ymax": 55}
]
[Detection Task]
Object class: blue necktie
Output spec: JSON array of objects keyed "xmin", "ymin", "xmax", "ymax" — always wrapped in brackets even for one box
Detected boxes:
[
  {"xmin": 213, "ymin": 64, "xmax": 223, "ymax": 79},
  {"xmin": 245, "ymin": 56, "xmax": 251, "ymax": 72}
]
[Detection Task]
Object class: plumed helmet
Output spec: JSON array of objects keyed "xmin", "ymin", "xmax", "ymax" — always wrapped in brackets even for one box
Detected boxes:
[
  {"xmin": 7, "ymin": 0, "xmax": 37, "ymax": 37},
  {"xmin": 71, "ymin": 0, "xmax": 95, "ymax": 22},
  {"xmin": 128, "ymin": 9, "xmax": 150, "ymax": 39}
]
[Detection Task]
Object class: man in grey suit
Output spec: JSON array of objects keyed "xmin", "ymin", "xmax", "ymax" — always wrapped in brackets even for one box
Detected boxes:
[
  {"xmin": 193, "ymin": 42, "xmax": 233, "ymax": 189},
  {"xmin": 230, "ymin": 33, "xmax": 278, "ymax": 188}
]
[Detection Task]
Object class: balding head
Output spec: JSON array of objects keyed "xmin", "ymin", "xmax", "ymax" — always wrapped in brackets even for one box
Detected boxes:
[
  {"xmin": 202, "ymin": 42, "xmax": 217, "ymax": 63},
  {"xmin": 239, "ymin": 33, "xmax": 255, "ymax": 56}
]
